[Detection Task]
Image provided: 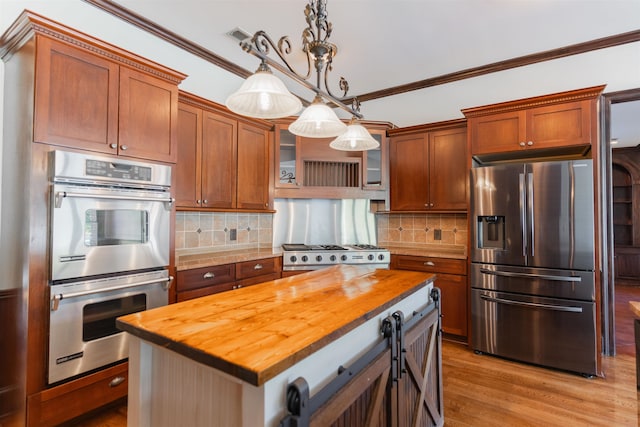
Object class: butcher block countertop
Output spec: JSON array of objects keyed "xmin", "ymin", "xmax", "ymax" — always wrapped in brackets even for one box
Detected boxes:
[{"xmin": 117, "ymin": 265, "xmax": 434, "ymax": 386}]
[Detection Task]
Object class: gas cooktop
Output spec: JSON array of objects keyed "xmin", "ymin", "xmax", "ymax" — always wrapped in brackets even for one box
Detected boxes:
[{"xmin": 281, "ymin": 243, "xmax": 390, "ymax": 271}]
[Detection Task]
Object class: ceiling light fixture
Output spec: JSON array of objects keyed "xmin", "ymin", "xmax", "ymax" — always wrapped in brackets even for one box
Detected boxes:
[{"xmin": 225, "ymin": 0, "xmax": 376, "ymax": 151}]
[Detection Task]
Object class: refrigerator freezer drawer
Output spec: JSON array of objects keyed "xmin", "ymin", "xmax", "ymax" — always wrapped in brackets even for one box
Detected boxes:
[
  {"xmin": 471, "ymin": 263, "xmax": 595, "ymax": 301},
  {"xmin": 471, "ymin": 289, "xmax": 597, "ymax": 376}
]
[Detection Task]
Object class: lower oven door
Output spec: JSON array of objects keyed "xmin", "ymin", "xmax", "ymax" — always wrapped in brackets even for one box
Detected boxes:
[
  {"xmin": 48, "ymin": 270, "xmax": 171, "ymax": 384},
  {"xmin": 471, "ymin": 289, "xmax": 597, "ymax": 376}
]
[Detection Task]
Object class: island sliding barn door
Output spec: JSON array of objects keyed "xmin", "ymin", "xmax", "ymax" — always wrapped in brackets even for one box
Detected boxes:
[{"xmin": 285, "ymin": 299, "xmax": 443, "ymax": 427}]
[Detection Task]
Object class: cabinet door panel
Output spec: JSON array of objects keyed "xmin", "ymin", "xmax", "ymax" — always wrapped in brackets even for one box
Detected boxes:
[
  {"xmin": 119, "ymin": 67, "xmax": 178, "ymax": 162},
  {"xmin": 469, "ymin": 111, "xmax": 524, "ymax": 155},
  {"xmin": 526, "ymin": 100, "xmax": 592, "ymax": 149},
  {"xmin": 429, "ymin": 128, "xmax": 468, "ymax": 210},
  {"xmin": 437, "ymin": 273, "xmax": 468, "ymax": 337},
  {"xmin": 176, "ymin": 104, "xmax": 202, "ymax": 207},
  {"xmin": 237, "ymin": 123, "xmax": 269, "ymax": 210},
  {"xmin": 389, "ymin": 134, "xmax": 428, "ymax": 210},
  {"xmin": 201, "ymin": 112, "xmax": 237, "ymax": 208},
  {"xmin": 34, "ymin": 37, "xmax": 118, "ymax": 152}
]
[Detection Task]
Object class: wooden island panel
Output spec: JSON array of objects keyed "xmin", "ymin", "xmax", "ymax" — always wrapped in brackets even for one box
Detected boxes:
[{"xmin": 117, "ymin": 265, "xmax": 434, "ymax": 386}]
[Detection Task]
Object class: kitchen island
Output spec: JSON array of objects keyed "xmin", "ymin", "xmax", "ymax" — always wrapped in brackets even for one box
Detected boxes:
[{"xmin": 117, "ymin": 265, "xmax": 443, "ymax": 427}]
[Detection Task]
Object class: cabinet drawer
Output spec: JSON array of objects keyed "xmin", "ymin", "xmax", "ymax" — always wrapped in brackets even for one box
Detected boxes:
[
  {"xmin": 177, "ymin": 282, "xmax": 235, "ymax": 302},
  {"xmin": 26, "ymin": 362, "xmax": 128, "ymax": 427},
  {"xmin": 176, "ymin": 264, "xmax": 235, "ymax": 292},
  {"xmin": 236, "ymin": 257, "xmax": 281, "ymax": 280},
  {"xmin": 236, "ymin": 272, "xmax": 281, "ymax": 289},
  {"xmin": 392, "ymin": 255, "xmax": 466, "ymax": 275}
]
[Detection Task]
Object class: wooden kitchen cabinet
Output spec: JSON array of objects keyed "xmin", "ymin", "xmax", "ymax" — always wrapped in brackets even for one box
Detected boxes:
[
  {"xmin": 391, "ymin": 254, "xmax": 468, "ymax": 338},
  {"xmin": 463, "ymin": 85, "xmax": 605, "ymax": 160},
  {"xmin": 35, "ymin": 36, "xmax": 183, "ymax": 163},
  {"xmin": 388, "ymin": 120, "xmax": 467, "ymax": 212},
  {"xmin": 177, "ymin": 92, "xmax": 272, "ymax": 211},
  {"xmin": 176, "ymin": 256, "xmax": 282, "ymax": 302},
  {"xmin": 0, "ymin": 12, "xmax": 186, "ymax": 427},
  {"xmin": 273, "ymin": 120, "xmax": 391, "ymax": 200}
]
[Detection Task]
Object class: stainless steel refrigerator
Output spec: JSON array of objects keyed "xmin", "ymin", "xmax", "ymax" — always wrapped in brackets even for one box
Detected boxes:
[{"xmin": 470, "ymin": 159, "xmax": 598, "ymax": 376}]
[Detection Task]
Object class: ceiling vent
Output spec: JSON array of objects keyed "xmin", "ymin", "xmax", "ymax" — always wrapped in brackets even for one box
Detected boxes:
[{"xmin": 226, "ymin": 27, "xmax": 252, "ymax": 43}]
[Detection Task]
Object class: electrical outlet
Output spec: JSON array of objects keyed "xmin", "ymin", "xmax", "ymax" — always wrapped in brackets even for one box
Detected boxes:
[
  {"xmin": 434, "ymin": 229, "xmax": 442, "ymax": 240},
  {"xmin": 230, "ymin": 228, "xmax": 237, "ymax": 241}
]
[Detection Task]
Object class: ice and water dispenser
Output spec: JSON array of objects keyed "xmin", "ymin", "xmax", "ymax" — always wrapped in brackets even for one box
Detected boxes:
[{"xmin": 477, "ymin": 215, "xmax": 505, "ymax": 249}]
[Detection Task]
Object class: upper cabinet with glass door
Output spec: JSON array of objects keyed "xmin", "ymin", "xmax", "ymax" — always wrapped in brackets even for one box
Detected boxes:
[{"xmin": 273, "ymin": 120, "xmax": 391, "ymax": 200}]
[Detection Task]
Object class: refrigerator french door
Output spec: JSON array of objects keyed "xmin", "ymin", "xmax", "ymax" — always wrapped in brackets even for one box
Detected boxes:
[{"xmin": 470, "ymin": 159, "xmax": 598, "ymax": 376}]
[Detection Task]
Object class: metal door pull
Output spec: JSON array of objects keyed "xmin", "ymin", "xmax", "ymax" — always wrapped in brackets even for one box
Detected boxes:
[
  {"xmin": 480, "ymin": 294, "xmax": 583, "ymax": 313},
  {"xmin": 480, "ymin": 268, "xmax": 581, "ymax": 282}
]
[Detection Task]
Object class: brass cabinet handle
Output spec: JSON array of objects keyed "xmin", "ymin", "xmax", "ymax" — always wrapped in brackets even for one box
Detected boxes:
[{"xmin": 203, "ymin": 272, "xmax": 215, "ymax": 279}]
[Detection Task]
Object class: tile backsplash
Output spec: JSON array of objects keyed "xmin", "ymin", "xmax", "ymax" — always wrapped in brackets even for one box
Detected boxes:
[
  {"xmin": 176, "ymin": 212, "xmax": 273, "ymax": 251},
  {"xmin": 176, "ymin": 211, "xmax": 467, "ymax": 252},
  {"xmin": 376, "ymin": 213, "xmax": 468, "ymax": 247}
]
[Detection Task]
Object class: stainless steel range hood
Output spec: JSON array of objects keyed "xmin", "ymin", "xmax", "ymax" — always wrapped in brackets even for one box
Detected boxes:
[{"xmin": 272, "ymin": 199, "xmax": 377, "ymax": 247}]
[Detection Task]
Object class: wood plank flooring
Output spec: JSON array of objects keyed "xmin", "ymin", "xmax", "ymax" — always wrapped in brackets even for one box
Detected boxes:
[{"xmin": 66, "ymin": 285, "xmax": 640, "ymax": 427}]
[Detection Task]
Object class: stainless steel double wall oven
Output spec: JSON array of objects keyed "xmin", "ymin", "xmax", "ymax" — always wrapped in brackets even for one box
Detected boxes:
[{"xmin": 48, "ymin": 150, "xmax": 173, "ymax": 384}]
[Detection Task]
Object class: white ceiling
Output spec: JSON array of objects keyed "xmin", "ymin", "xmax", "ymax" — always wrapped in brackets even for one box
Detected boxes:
[
  {"xmin": 1, "ymin": 0, "xmax": 640, "ymax": 147},
  {"xmin": 110, "ymin": 0, "xmax": 640, "ymax": 147}
]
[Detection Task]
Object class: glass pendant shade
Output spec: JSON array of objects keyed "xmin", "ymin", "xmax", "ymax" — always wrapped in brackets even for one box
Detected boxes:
[
  {"xmin": 288, "ymin": 95, "xmax": 348, "ymax": 138},
  {"xmin": 225, "ymin": 67, "xmax": 302, "ymax": 119},
  {"xmin": 329, "ymin": 119, "xmax": 380, "ymax": 151}
]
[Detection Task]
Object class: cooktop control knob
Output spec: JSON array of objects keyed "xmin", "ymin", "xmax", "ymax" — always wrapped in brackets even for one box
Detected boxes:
[
  {"xmin": 301, "ymin": 255, "xmax": 308, "ymax": 262},
  {"xmin": 378, "ymin": 254, "xmax": 386, "ymax": 261},
  {"xmin": 368, "ymin": 254, "xmax": 375, "ymax": 261},
  {"xmin": 341, "ymin": 254, "xmax": 348, "ymax": 261},
  {"xmin": 290, "ymin": 256, "xmax": 297, "ymax": 263},
  {"xmin": 316, "ymin": 255, "xmax": 323, "ymax": 262},
  {"xmin": 330, "ymin": 255, "xmax": 337, "ymax": 262}
]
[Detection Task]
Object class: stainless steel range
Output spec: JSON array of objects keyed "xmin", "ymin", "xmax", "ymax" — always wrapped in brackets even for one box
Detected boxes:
[{"xmin": 282, "ymin": 244, "xmax": 390, "ymax": 271}]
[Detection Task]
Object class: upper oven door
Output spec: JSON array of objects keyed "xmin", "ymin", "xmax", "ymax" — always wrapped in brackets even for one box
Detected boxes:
[{"xmin": 51, "ymin": 183, "xmax": 172, "ymax": 281}]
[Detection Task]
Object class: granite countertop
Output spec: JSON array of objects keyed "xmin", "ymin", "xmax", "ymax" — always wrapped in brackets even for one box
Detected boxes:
[
  {"xmin": 117, "ymin": 265, "xmax": 435, "ymax": 386},
  {"xmin": 176, "ymin": 247, "xmax": 283, "ymax": 271},
  {"xmin": 384, "ymin": 244, "xmax": 467, "ymax": 260}
]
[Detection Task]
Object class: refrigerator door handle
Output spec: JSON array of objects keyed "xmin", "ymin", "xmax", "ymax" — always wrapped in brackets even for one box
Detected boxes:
[
  {"xmin": 479, "ymin": 268, "xmax": 582, "ymax": 282},
  {"xmin": 519, "ymin": 173, "xmax": 527, "ymax": 257},
  {"xmin": 480, "ymin": 293, "xmax": 583, "ymax": 313},
  {"xmin": 527, "ymin": 172, "xmax": 535, "ymax": 257}
]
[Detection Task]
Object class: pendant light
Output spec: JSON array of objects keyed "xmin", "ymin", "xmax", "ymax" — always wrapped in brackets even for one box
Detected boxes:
[
  {"xmin": 225, "ymin": 61, "xmax": 302, "ymax": 119},
  {"xmin": 288, "ymin": 94, "xmax": 347, "ymax": 138},
  {"xmin": 228, "ymin": 1, "xmax": 379, "ymax": 150},
  {"xmin": 329, "ymin": 118, "xmax": 380, "ymax": 151}
]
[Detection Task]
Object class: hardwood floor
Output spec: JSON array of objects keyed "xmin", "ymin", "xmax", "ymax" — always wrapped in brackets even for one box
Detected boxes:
[{"xmin": 69, "ymin": 285, "xmax": 640, "ymax": 427}]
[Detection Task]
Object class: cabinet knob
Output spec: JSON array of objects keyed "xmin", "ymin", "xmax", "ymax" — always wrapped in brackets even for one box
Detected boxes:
[
  {"xmin": 203, "ymin": 199, "xmax": 208, "ymax": 204},
  {"xmin": 120, "ymin": 145, "xmax": 128, "ymax": 150},
  {"xmin": 197, "ymin": 200, "xmax": 201, "ymax": 204},
  {"xmin": 203, "ymin": 272, "xmax": 215, "ymax": 279},
  {"xmin": 519, "ymin": 141, "xmax": 526, "ymax": 147},
  {"xmin": 430, "ymin": 203, "xmax": 434, "ymax": 207},
  {"xmin": 424, "ymin": 261, "xmax": 435, "ymax": 267},
  {"xmin": 527, "ymin": 141, "xmax": 533, "ymax": 146},
  {"xmin": 110, "ymin": 143, "xmax": 117, "ymax": 149},
  {"xmin": 254, "ymin": 264, "xmax": 263, "ymax": 270}
]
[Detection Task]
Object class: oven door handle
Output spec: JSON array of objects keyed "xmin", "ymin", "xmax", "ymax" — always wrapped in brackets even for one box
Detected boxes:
[
  {"xmin": 479, "ymin": 293, "xmax": 583, "ymax": 313},
  {"xmin": 55, "ymin": 191, "xmax": 174, "ymax": 209},
  {"xmin": 51, "ymin": 276, "xmax": 173, "ymax": 311}
]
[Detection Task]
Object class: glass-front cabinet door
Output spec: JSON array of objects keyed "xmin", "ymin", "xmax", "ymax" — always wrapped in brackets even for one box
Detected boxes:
[
  {"xmin": 363, "ymin": 128, "xmax": 387, "ymax": 190},
  {"xmin": 276, "ymin": 125, "xmax": 299, "ymax": 188}
]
